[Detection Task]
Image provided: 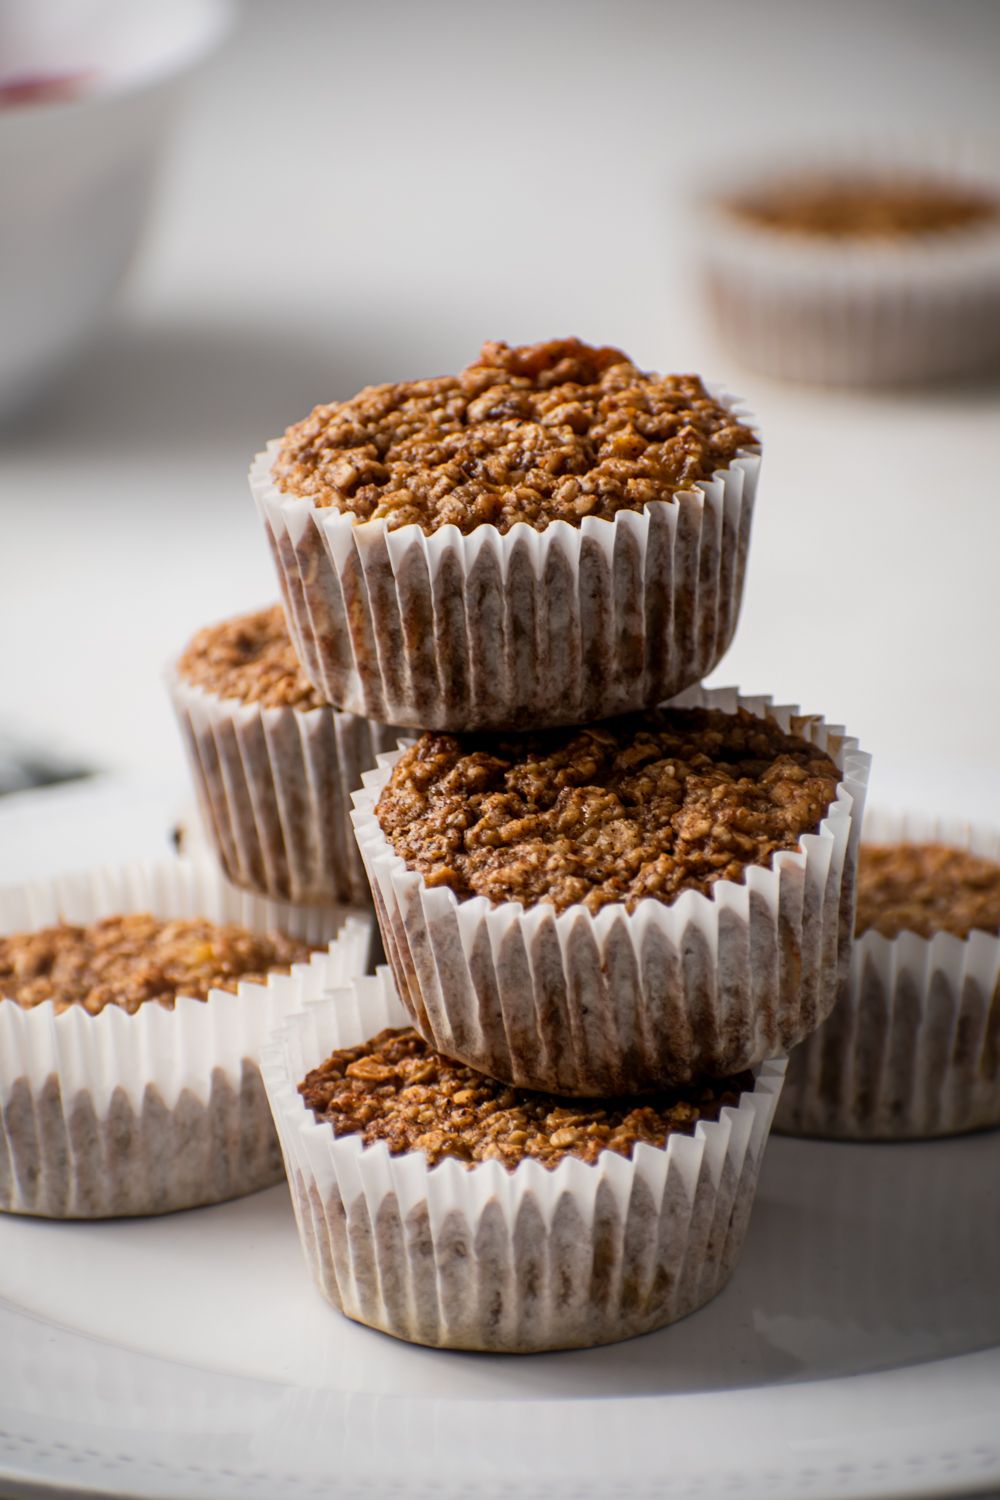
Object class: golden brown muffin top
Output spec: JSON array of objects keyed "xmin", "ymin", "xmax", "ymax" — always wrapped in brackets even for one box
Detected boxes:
[
  {"xmin": 175, "ymin": 605, "xmax": 328, "ymax": 711},
  {"xmin": 271, "ymin": 338, "xmax": 756, "ymax": 537},
  {"xmin": 300, "ymin": 1025, "xmax": 751, "ymax": 1169},
  {"xmin": 856, "ymin": 842, "xmax": 1000, "ymax": 940},
  {"xmin": 374, "ymin": 707, "xmax": 841, "ymax": 916},
  {"xmin": 0, "ymin": 914, "xmax": 315, "ymax": 1015},
  {"xmin": 728, "ymin": 174, "xmax": 999, "ymax": 240}
]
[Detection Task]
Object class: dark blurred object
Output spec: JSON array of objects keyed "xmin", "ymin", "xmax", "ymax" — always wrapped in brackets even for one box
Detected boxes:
[{"xmin": 0, "ymin": 737, "xmax": 93, "ymax": 797}]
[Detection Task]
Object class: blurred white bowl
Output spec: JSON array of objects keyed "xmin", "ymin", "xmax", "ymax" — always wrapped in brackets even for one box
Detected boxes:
[{"xmin": 0, "ymin": 0, "xmax": 232, "ymax": 417}]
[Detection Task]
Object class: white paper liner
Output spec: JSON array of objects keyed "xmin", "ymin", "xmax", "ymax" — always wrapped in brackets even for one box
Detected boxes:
[
  {"xmin": 0, "ymin": 858, "xmax": 373, "ymax": 1219},
  {"xmin": 250, "ymin": 406, "xmax": 760, "ymax": 731},
  {"xmin": 168, "ymin": 667, "xmax": 402, "ymax": 906},
  {"xmin": 261, "ymin": 967, "xmax": 786, "ymax": 1351},
  {"xmin": 351, "ymin": 685, "xmax": 871, "ymax": 1096},
  {"xmin": 693, "ymin": 140, "xmax": 1000, "ymax": 385},
  {"xmin": 776, "ymin": 808, "xmax": 1000, "ymax": 1140}
]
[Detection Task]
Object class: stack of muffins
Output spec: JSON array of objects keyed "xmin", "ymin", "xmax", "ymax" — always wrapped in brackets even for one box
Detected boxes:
[
  {"xmin": 189, "ymin": 336, "xmax": 871, "ymax": 1352},
  {"xmin": 5, "ymin": 336, "xmax": 998, "ymax": 1360}
]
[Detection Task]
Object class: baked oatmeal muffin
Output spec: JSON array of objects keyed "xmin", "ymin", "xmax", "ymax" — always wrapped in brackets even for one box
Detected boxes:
[
  {"xmin": 263, "ymin": 970, "xmax": 785, "ymax": 1350},
  {"xmin": 251, "ymin": 338, "xmax": 760, "ymax": 730},
  {"xmin": 695, "ymin": 151, "xmax": 1000, "ymax": 384},
  {"xmin": 352, "ymin": 684, "xmax": 870, "ymax": 1095},
  {"xmin": 169, "ymin": 605, "xmax": 401, "ymax": 906},
  {"xmin": 777, "ymin": 811, "xmax": 1000, "ymax": 1140},
  {"xmin": 0, "ymin": 859, "xmax": 372, "ymax": 1218}
]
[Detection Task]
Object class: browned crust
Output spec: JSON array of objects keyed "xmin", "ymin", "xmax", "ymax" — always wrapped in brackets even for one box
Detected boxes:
[
  {"xmin": 175, "ymin": 605, "xmax": 328, "ymax": 711},
  {"xmin": 272, "ymin": 338, "xmax": 756, "ymax": 536},
  {"xmin": 0, "ymin": 914, "xmax": 315, "ymax": 1015},
  {"xmin": 300, "ymin": 1026, "xmax": 750, "ymax": 1169},
  {"xmin": 375, "ymin": 707, "xmax": 841, "ymax": 915},
  {"xmin": 856, "ymin": 841, "xmax": 1000, "ymax": 939},
  {"xmin": 726, "ymin": 174, "xmax": 999, "ymax": 239}
]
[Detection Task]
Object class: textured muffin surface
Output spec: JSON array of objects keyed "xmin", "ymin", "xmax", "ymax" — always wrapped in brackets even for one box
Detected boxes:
[
  {"xmin": 300, "ymin": 1025, "xmax": 750, "ymax": 1168},
  {"xmin": 375, "ymin": 707, "xmax": 841, "ymax": 915},
  {"xmin": 176, "ymin": 605, "xmax": 327, "ymax": 711},
  {"xmin": 728, "ymin": 175, "xmax": 999, "ymax": 240},
  {"xmin": 272, "ymin": 338, "xmax": 756, "ymax": 536},
  {"xmin": 0, "ymin": 914, "xmax": 314, "ymax": 1015},
  {"xmin": 856, "ymin": 842, "xmax": 1000, "ymax": 939}
]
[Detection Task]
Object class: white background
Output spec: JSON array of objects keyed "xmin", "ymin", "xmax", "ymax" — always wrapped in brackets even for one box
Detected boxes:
[{"xmin": 2, "ymin": 0, "xmax": 999, "ymax": 828}]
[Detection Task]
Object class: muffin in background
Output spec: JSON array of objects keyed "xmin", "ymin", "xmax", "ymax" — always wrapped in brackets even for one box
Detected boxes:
[
  {"xmin": 693, "ymin": 145, "xmax": 1000, "ymax": 386},
  {"xmin": 169, "ymin": 605, "xmax": 401, "ymax": 907},
  {"xmin": 262, "ymin": 966, "xmax": 786, "ymax": 1352},
  {"xmin": 251, "ymin": 338, "xmax": 760, "ymax": 731},
  {"xmin": 777, "ymin": 809, "xmax": 1000, "ymax": 1140}
]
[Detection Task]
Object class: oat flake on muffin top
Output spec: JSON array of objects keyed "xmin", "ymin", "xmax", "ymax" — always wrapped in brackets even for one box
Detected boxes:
[
  {"xmin": 375, "ymin": 706, "xmax": 841, "ymax": 916},
  {"xmin": 0, "ymin": 914, "xmax": 315, "ymax": 1015},
  {"xmin": 855, "ymin": 842, "xmax": 1000, "ymax": 940},
  {"xmin": 176, "ymin": 605, "xmax": 328, "ymax": 712},
  {"xmin": 300, "ymin": 1025, "xmax": 751, "ymax": 1169},
  {"xmin": 272, "ymin": 338, "xmax": 756, "ymax": 536}
]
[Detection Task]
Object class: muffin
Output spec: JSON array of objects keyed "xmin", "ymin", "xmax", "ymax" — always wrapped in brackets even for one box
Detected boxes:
[
  {"xmin": 169, "ymin": 605, "xmax": 401, "ymax": 906},
  {"xmin": 695, "ymin": 152, "xmax": 1000, "ymax": 384},
  {"xmin": 0, "ymin": 857, "xmax": 372, "ymax": 1218},
  {"xmin": 351, "ymin": 684, "xmax": 870, "ymax": 1096},
  {"xmin": 251, "ymin": 338, "xmax": 760, "ymax": 731},
  {"xmin": 262, "ymin": 966, "xmax": 786, "ymax": 1351},
  {"xmin": 777, "ymin": 809, "xmax": 1000, "ymax": 1140}
]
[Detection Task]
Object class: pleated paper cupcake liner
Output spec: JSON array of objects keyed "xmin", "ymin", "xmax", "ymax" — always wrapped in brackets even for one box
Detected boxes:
[
  {"xmin": 776, "ymin": 808, "xmax": 1000, "ymax": 1140},
  {"xmin": 250, "ymin": 409, "xmax": 760, "ymax": 732},
  {"xmin": 0, "ymin": 858, "xmax": 373, "ymax": 1219},
  {"xmin": 168, "ymin": 669, "xmax": 402, "ymax": 907},
  {"xmin": 351, "ymin": 684, "xmax": 871, "ymax": 1096},
  {"xmin": 693, "ymin": 141, "xmax": 1000, "ymax": 386},
  {"xmin": 261, "ymin": 967, "xmax": 786, "ymax": 1352}
]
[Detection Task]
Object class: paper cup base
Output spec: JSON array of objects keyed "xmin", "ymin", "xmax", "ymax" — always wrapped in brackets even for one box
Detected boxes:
[
  {"xmin": 287, "ymin": 1157, "xmax": 750, "ymax": 1353},
  {"xmin": 1, "ymin": 1062, "xmax": 282, "ymax": 1219},
  {"xmin": 776, "ymin": 939, "xmax": 1000, "ymax": 1142},
  {"xmin": 701, "ymin": 275, "xmax": 1000, "ymax": 387}
]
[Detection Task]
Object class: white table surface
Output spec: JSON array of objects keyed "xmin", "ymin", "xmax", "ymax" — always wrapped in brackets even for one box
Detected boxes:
[{"xmin": 2, "ymin": 0, "xmax": 999, "ymax": 826}]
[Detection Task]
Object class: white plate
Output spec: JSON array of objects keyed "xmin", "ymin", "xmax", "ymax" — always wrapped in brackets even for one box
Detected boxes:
[{"xmin": 1, "ymin": 781, "xmax": 999, "ymax": 1500}]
